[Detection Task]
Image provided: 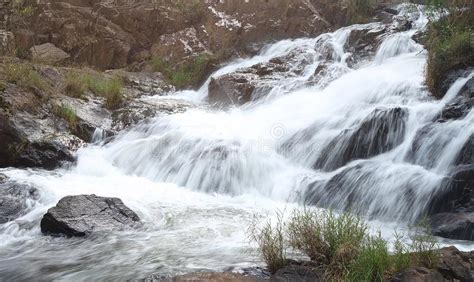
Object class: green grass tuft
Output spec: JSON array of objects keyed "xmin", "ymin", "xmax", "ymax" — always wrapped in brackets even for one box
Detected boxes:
[
  {"xmin": 3, "ymin": 63, "xmax": 48, "ymax": 91},
  {"xmin": 63, "ymin": 71, "xmax": 124, "ymax": 109},
  {"xmin": 248, "ymin": 212, "xmax": 288, "ymax": 274},
  {"xmin": 152, "ymin": 54, "xmax": 214, "ymax": 89},
  {"xmin": 53, "ymin": 103, "xmax": 77, "ymax": 128}
]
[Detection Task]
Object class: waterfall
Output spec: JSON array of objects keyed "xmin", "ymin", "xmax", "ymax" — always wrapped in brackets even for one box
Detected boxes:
[{"xmin": 0, "ymin": 3, "xmax": 472, "ymax": 280}]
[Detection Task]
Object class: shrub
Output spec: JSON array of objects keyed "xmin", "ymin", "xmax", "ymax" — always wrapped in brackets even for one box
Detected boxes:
[
  {"xmin": 248, "ymin": 212, "xmax": 288, "ymax": 273},
  {"xmin": 52, "ymin": 103, "xmax": 77, "ymax": 128},
  {"xmin": 152, "ymin": 54, "xmax": 214, "ymax": 88},
  {"xmin": 425, "ymin": 2, "xmax": 473, "ymax": 98},
  {"xmin": 3, "ymin": 63, "xmax": 48, "ymax": 91}
]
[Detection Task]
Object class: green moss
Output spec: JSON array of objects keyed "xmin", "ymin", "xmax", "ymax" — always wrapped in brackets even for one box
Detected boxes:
[{"xmin": 152, "ymin": 54, "xmax": 214, "ymax": 89}]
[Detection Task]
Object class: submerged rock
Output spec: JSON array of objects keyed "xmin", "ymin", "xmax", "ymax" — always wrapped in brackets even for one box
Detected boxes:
[
  {"xmin": 0, "ymin": 177, "xmax": 39, "ymax": 224},
  {"xmin": 40, "ymin": 194, "xmax": 140, "ymax": 237},
  {"xmin": 313, "ymin": 107, "xmax": 407, "ymax": 171},
  {"xmin": 429, "ymin": 213, "xmax": 473, "ymax": 241},
  {"xmin": 429, "ymin": 164, "xmax": 474, "ymax": 215}
]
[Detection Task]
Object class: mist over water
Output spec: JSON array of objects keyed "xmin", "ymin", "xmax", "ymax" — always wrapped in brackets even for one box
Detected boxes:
[{"xmin": 0, "ymin": 4, "xmax": 472, "ymax": 280}]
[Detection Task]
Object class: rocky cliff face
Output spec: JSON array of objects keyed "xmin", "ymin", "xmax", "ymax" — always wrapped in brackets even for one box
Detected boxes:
[{"xmin": 6, "ymin": 0, "xmax": 344, "ymax": 73}]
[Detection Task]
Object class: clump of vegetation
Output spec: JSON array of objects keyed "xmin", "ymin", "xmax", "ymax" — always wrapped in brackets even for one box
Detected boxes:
[
  {"xmin": 249, "ymin": 208, "xmax": 441, "ymax": 280},
  {"xmin": 3, "ymin": 63, "xmax": 48, "ymax": 91},
  {"xmin": 409, "ymin": 218, "xmax": 440, "ymax": 268},
  {"xmin": 152, "ymin": 54, "xmax": 214, "ymax": 89},
  {"xmin": 248, "ymin": 212, "xmax": 288, "ymax": 274},
  {"xmin": 63, "ymin": 71, "xmax": 124, "ymax": 109},
  {"xmin": 52, "ymin": 103, "xmax": 77, "ymax": 128},
  {"xmin": 425, "ymin": 0, "xmax": 473, "ymax": 98},
  {"xmin": 64, "ymin": 72, "xmax": 87, "ymax": 99}
]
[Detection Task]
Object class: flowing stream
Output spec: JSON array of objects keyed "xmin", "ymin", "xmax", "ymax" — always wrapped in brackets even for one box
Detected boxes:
[{"xmin": 0, "ymin": 4, "xmax": 473, "ymax": 280}]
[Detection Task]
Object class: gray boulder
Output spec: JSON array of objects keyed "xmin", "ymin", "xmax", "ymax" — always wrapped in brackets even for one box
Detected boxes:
[{"xmin": 40, "ymin": 194, "xmax": 140, "ymax": 237}]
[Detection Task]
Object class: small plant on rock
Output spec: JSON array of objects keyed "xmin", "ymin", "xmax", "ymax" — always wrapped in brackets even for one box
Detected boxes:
[
  {"xmin": 248, "ymin": 212, "xmax": 288, "ymax": 274},
  {"xmin": 53, "ymin": 103, "xmax": 77, "ymax": 128}
]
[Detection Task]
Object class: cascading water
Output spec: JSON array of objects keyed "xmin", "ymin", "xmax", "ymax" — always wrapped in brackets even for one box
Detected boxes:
[{"xmin": 0, "ymin": 4, "xmax": 472, "ymax": 280}]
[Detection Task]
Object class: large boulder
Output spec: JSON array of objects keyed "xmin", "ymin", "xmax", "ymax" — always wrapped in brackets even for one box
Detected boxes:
[
  {"xmin": 30, "ymin": 43, "xmax": 70, "ymax": 64},
  {"xmin": 40, "ymin": 194, "xmax": 141, "ymax": 237},
  {"xmin": 391, "ymin": 247, "xmax": 473, "ymax": 281},
  {"xmin": 429, "ymin": 213, "xmax": 473, "ymax": 241},
  {"xmin": 0, "ymin": 111, "xmax": 76, "ymax": 169},
  {"xmin": 436, "ymin": 246, "xmax": 474, "ymax": 281},
  {"xmin": 313, "ymin": 107, "xmax": 407, "ymax": 171},
  {"xmin": 0, "ymin": 176, "xmax": 39, "ymax": 224}
]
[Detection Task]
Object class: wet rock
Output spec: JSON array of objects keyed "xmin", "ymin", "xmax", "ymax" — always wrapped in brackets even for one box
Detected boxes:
[
  {"xmin": 0, "ymin": 178, "xmax": 39, "ymax": 224},
  {"xmin": 314, "ymin": 107, "xmax": 407, "ymax": 171},
  {"xmin": 270, "ymin": 265, "xmax": 323, "ymax": 282},
  {"xmin": 40, "ymin": 194, "xmax": 141, "ymax": 237},
  {"xmin": 0, "ymin": 111, "xmax": 76, "ymax": 169},
  {"xmin": 148, "ymin": 272, "xmax": 258, "ymax": 282},
  {"xmin": 345, "ymin": 24, "xmax": 386, "ymax": 64},
  {"xmin": 208, "ymin": 49, "xmax": 317, "ymax": 107},
  {"xmin": 439, "ymin": 96, "xmax": 472, "ymax": 121},
  {"xmin": 391, "ymin": 267, "xmax": 445, "ymax": 282},
  {"xmin": 436, "ymin": 246, "xmax": 474, "ymax": 281},
  {"xmin": 440, "ymin": 68, "xmax": 474, "ymax": 100},
  {"xmin": 30, "ymin": 43, "xmax": 70, "ymax": 64},
  {"xmin": 429, "ymin": 213, "xmax": 473, "ymax": 241},
  {"xmin": 454, "ymin": 134, "xmax": 473, "ymax": 166},
  {"xmin": 428, "ymin": 164, "xmax": 474, "ymax": 215}
]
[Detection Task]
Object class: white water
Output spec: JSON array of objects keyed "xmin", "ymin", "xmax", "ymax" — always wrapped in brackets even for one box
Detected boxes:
[{"xmin": 1, "ymin": 4, "xmax": 473, "ymax": 280}]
